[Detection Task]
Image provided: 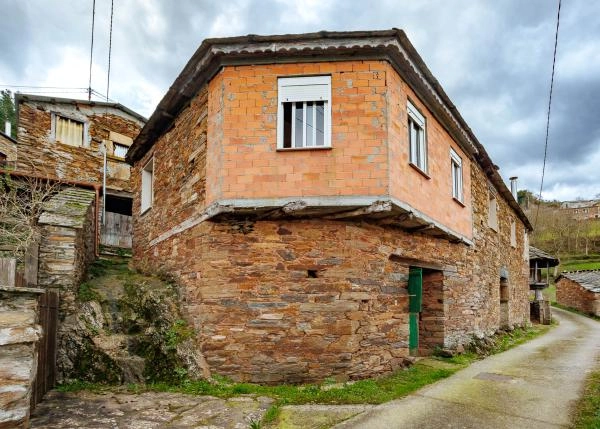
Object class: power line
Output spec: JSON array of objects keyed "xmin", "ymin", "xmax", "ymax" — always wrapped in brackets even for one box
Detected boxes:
[
  {"xmin": 534, "ymin": 0, "xmax": 562, "ymax": 229},
  {"xmin": 0, "ymin": 85, "xmax": 88, "ymax": 90},
  {"xmin": 88, "ymin": 0, "xmax": 96, "ymax": 101},
  {"xmin": 106, "ymin": 0, "xmax": 114, "ymax": 102}
]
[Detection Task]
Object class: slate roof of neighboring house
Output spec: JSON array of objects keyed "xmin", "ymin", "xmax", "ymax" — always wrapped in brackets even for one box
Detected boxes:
[
  {"xmin": 0, "ymin": 130, "xmax": 17, "ymax": 144},
  {"xmin": 125, "ymin": 28, "xmax": 532, "ymax": 231},
  {"xmin": 529, "ymin": 246, "xmax": 560, "ymax": 267},
  {"xmin": 558, "ymin": 271, "xmax": 600, "ymax": 293},
  {"xmin": 15, "ymin": 93, "xmax": 147, "ymax": 125}
]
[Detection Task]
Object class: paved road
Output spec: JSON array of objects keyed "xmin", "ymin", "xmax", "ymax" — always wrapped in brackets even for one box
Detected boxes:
[{"xmin": 336, "ymin": 308, "xmax": 600, "ymax": 429}]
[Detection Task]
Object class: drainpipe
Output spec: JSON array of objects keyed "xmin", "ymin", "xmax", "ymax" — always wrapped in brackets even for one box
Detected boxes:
[
  {"xmin": 102, "ymin": 144, "xmax": 107, "ymax": 225},
  {"xmin": 4, "ymin": 121, "xmax": 10, "ymax": 136}
]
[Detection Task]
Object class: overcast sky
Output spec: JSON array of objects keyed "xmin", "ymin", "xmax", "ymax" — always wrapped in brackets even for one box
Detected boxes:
[{"xmin": 1, "ymin": 0, "xmax": 598, "ymax": 201}]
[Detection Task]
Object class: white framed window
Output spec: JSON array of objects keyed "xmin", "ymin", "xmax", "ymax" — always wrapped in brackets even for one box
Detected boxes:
[
  {"xmin": 488, "ymin": 193, "xmax": 498, "ymax": 231},
  {"xmin": 450, "ymin": 148, "xmax": 463, "ymax": 202},
  {"xmin": 407, "ymin": 100, "xmax": 427, "ymax": 173},
  {"xmin": 141, "ymin": 157, "xmax": 154, "ymax": 214},
  {"xmin": 53, "ymin": 114, "xmax": 87, "ymax": 147},
  {"xmin": 277, "ymin": 75, "xmax": 331, "ymax": 149}
]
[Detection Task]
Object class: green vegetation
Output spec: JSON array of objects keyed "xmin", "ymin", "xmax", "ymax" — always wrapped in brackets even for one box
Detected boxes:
[
  {"xmin": 77, "ymin": 282, "xmax": 101, "ymax": 302},
  {"xmin": 57, "ymin": 323, "xmax": 551, "ymax": 426},
  {"xmin": 572, "ymin": 369, "xmax": 600, "ymax": 429},
  {"xmin": 559, "ymin": 254, "xmax": 600, "ymax": 272}
]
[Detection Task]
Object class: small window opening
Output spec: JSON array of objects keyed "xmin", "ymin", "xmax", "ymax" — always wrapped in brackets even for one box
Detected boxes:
[{"xmin": 307, "ymin": 270, "xmax": 318, "ymax": 278}]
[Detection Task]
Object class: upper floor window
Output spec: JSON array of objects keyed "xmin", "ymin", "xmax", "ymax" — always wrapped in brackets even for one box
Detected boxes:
[
  {"xmin": 450, "ymin": 148, "xmax": 463, "ymax": 202},
  {"xmin": 54, "ymin": 114, "xmax": 86, "ymax": 147},
  {"xmin": 407, "ymin": 100, "xmax": 427, "ymax": 173},
  {"xmin": 277, "ymin": 76, "xmax": 331, "ymax": 149},
  {"xmin": 141, "ymin": 157, "xmax": 154, "ymax": 214}
]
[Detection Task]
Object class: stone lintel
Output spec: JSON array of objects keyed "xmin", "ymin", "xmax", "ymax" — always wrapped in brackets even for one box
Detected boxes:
[{"xmin": 149, "ymin": 195, "xmax": 473, "ymax": 247}]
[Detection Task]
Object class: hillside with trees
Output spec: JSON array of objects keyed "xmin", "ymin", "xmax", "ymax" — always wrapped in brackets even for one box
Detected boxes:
[{"xmin": 519, "ymin": 190, "xmax": 600, "ymax": 271}]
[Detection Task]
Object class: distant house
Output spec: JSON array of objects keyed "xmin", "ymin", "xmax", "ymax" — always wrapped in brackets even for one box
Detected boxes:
[
  {"xmin": 126, "ymin": 29, "xmax": 533, "ymax": 383},
  {"xmin": 14, "ymin": 94, "xmax": 146, "ymax": 248},
  {"xmin": 560, "ymin": 200, "xmax": 600, "ymax": 220},
  {"xmin": 556, "ymin": 271, "xmax": 600, "ymax": 316}
]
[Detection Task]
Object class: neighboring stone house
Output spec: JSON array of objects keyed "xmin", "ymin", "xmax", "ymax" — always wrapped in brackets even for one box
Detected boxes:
[
  {"xmin": 556, "ymin": 271, "xmax": 600, "ymax": 316},
  {"xmin": 14, "ymin": 94, "xmax": 146, "ymax": 248},
  {"xmin": 560, "ymin": 199, "xmax": 600, "ymax": 220},
  {"xmin": 126, "ymin": 29, "xmax": 533, "ymax": 383},
  {"xmin": 0, "ymin": 129, "xmax": 17, "ymax": 168}
]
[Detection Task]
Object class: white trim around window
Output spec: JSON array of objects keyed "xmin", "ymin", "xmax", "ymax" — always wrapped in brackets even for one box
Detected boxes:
[
  {"xmin": 450, "ymin": 148, "xmax": 463, "ymax": 203},
  {"xmin": 141, "ymin": 157, "xmax": 154, "ymax": 214},
  {"xmin": 407, "ymin": 100, "xmax": 427, "ymax": 174},
  {"xmin": 277, "ymin": 75, "xmax": 331, "ymax": 149}
]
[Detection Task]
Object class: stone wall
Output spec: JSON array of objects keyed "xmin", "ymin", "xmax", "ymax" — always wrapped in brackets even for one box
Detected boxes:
[
  {"xmin": 38, "ymin": 187, "xmax": 96, "ymax": 313},
  {"xmin": 0, "ymin": 132, "xmax": 17, "ymax": 166},
  {"xmin": 0, "ymin": 286, "xmax": 43, "ymax": 429},
  {"xmin": 16, "ymin": 98, "xmax": 144, "ymax": 193},
  {"xmin": 556, "ymin": 277, "xmax": 600, "ymax": 316},
  {"xmin": 132, "ymin": 199, "xmax": 528, "ymax": 383}
]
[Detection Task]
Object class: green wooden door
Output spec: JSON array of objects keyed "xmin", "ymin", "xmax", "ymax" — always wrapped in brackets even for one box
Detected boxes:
[{"xmin": 408, "ymin": 267, "xmax": 423, "ymax": 355}]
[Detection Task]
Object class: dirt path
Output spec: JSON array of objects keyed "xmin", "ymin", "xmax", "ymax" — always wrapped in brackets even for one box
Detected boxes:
[{"xmin": 335, "ymin": 308, "xmax": 600, "ymax": 429}]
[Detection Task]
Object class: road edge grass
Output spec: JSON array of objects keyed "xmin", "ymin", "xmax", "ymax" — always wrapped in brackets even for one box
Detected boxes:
[
  {"xmin": 56, "ymin": 324, "xmax": 552, "ymax": 427},
  {"xmin": 551, "ymin": 302, "xmax": 600, "ymax": 322},
  {"xmin": 556, "ymin": 305, "xmax": 600, "ymax": 429},
  {"xmin": 572, "ymin": 367, "xmax": 600, "ymax": 429}
]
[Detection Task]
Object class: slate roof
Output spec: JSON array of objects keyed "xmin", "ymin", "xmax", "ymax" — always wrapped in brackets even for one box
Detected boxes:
[
  {"xmin": 558, "ymin": 271, "xmax": 600, "ymax": 293},
  {"xmin": 529, "ymin": 246, "xmax": 559, "ymax": 267}
]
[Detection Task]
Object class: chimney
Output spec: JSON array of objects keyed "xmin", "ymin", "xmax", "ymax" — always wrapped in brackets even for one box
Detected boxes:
[
  {"xmin": 509, "ymin": 176, "xmax": 518, "ymax": 199},
  {"xmin": 4, "ymin": 121, "xmax": 10, "ymax": 136}
]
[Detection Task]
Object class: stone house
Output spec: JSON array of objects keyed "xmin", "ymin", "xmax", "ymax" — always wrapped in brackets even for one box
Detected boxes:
[
  {"xmin": 560, "ymin": 199, "xmax": 600, "ymax": 220},
  {"xmin": 14, "ymin": 94, "xmax": 146, "ymax": 248},
  {"xmin": 126, "ymin": 29, "xmax": 533, "ymax": 383},
  {"xmin": 556, "ymin": 271, "xmax": 600, "ymax": 316}
]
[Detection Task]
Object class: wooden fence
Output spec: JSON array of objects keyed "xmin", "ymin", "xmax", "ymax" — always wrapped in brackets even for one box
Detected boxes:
[{"xmin": 0, "ymin": 244, "xmax": 38, "ymax": 287}]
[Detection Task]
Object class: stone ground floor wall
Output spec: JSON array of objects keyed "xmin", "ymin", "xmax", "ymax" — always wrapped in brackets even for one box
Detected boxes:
[
  {"xmin": 0, "ymin": 286, "xmax": 43, "ymax": 429},
  {"xmin": 556, "ymin": 278, "xmax": 600, "ymax": 316},
  {"xmin": 134, "ymin": 219, "xmax": 529, "ymax": 383}
]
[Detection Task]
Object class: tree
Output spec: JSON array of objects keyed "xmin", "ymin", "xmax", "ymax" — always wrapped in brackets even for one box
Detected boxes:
[
  {"xmin": 0, "ymin": 89, "xmax": 16, "ymax": 139},
  {"xmin": 0, "ymin": 173, "xmax": 60, "ymax": 262}
]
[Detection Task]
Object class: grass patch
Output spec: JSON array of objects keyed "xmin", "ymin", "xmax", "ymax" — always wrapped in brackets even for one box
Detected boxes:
[
  {"xmin": 77, "ymin": 282, "xmax": 101, "ymax": 302},
  {"xmin": 572, "ymin": 368, "xmax": 600, "ymax": 429}
]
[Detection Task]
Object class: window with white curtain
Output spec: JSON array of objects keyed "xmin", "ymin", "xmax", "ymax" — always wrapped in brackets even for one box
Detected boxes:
[
  {"xmin": 408, "ymin": 100, "xmax": 427, "ymax": 173},
  {"xmin": 277, "ymin": 76, "xmax": 331, "ymax": 149},
  {"xmin": 54, "ymin": 115, "xmax": 85, "ymax": 147},
  {"xmin": 450, "ymin": 148, "xmax": 463, "ymax": 202},
  {"xmin": 141, "ymin": 157, "xmax": 154, "ymax": 213}
]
